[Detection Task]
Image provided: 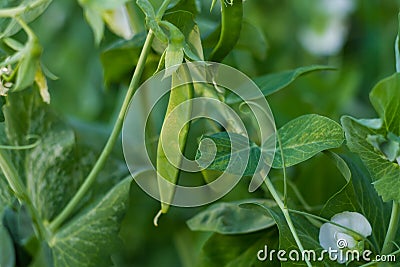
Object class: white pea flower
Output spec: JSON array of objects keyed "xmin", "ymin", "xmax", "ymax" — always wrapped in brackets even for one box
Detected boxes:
[{"xmin": 319, "ymin": 211, "xmax": 372, "ymax": 264}]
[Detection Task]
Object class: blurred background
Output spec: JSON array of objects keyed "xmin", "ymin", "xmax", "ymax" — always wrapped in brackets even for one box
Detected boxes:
[{"xmin": 25, "ymin": 0, "xmax": 400, "ymax": 266}]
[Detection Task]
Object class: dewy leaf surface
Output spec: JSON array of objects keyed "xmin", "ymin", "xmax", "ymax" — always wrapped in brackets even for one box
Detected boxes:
[{"xmin": 50, "ymin": 178, "xmax": 132, "ymax": 267}]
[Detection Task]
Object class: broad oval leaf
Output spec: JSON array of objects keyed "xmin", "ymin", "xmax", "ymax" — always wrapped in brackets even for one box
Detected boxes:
[
  {"xmin": 272, "ymin": 114, "xmax": 345, "ymax": 168},
  {"xmin": 226, "ymin": 65, "xmax": 335, "ymax": 104},
  {"xmin": 187, "ymin": 199, "xmax": 276, "ymax": 234}
]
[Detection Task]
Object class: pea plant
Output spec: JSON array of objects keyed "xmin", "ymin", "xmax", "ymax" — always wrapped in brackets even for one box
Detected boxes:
[{"xmin": 0, "ymin": 0, "xmax": 399, "ymax": 267}]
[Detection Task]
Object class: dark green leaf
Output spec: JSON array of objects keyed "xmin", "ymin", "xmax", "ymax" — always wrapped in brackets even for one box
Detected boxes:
[
  {"xmin": 50, "ymin": 178, "xmax": 132, "ymax": 267},
  {"xmin": 187, "ymin": 199, "xmax": 276, "ymax": 234},
  {"xmin": 235, "ymin": 21, "xmax": 268, "ymax": 60},
  {"xmin": 341, "ymin": 116, "xmax": 400, "ymax": 202},
  {"xmin": 195, "ymin": 132, "xmax": 261, "ymax": 176},
  {"xmin": 197, "ymin": 229, "xmax": 280, "ymax": 267},
  {"xmin": 321, "ymin": 155, "xmax": 391, "ymax": 252},
  {"xmin": 370, "ymin": 73, "xmax": 400, "ymax": 135},
  {"xmin": 226, "ymin": 65, "xmax": 335, "ymax": 104},
  {"xmin": 100, "ymin": 33, "xmax": 146, "ymax": 85}
]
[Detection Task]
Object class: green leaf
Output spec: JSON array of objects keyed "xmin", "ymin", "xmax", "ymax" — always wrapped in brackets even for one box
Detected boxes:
[
  {"xmin": 235, "ymin": 21, "xmax": 268, "ymax": 60},
  {"xmin": 321, "ymin": 155, "xmax": 392, "ymax": 252},
  {"xmin": 50, "ymin": 178, "xmax": 132, "ymax": 267},
  {"xmin": 197, "ymin": 115, "xmax": 344, "ymax": 176},
  {"xmin": 136, "ymin": 0, "xmax": 168, "ymax": 43},
  {"xmin": 195, "ymin": 132, "xmax": 261, "ymax": 176},
  {"xmin": 341, "ymin": 116, "xmax": 400, "ymax": 202},
  {"xmin": 370, "ymin": 73, "xmax": 400, "ymax": 135},
  {"xmin": 0, "ymin": 0, "xmax": 52, "ymax": 38},
  {"xmin": 78, "ymin": 0, "xmax": 130, "ymax": 44},
  {"xmin": 164, "ymin": 11, "xmax": 204, "ymax": 61},
  {"xmin": 83, "ymin": 8, "xmax": 104, "ymax": 45},
  {"xmin": 243, "ymin": 202, "xmax": 342, "ymax": 267},
  {"xmin": 226, "ymin": 65, "xmax": 335, "ymax": 104},
  {"xmin": 187, "ymin": 199, "xmax": 276, "ymax": 234},
  {"xmin": 160, "ymin": 21, "xmax": 185, "ymax": 70},
  {"xmin": 273, "ymin": 114, "xmax": 345, "ymax": 168},
  {"xmin": 197, "ymin": 229, "xmax": 280, "ymax": 267},
  {"xmin": 25, "ymin": 124, "xmax": 86, "ymax": 221},
  {"xmin": 100, "ymin": 33, "xmax": 146, "ymax": 86}
]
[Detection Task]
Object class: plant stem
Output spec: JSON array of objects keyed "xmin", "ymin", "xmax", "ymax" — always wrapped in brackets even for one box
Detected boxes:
[
  {"xmin": 382, "ymin": 201, "xmax": 400, "ymax": 254},
  {"xmin": 49, "ymin": 30, "xmax": 155, "ymax": 232},
  {"xmin": 263, "ymin": 176, "xmax": 312, "ymax": 267},
  {"xmin": 276, "ymin": 132, "xmax": 288, "ymax": 207}
]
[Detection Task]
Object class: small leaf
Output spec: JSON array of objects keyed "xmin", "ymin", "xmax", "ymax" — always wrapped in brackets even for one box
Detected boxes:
[
  {"xmin": 50, "ymin": 178, "xmax": 132, "ymax": 267},
  {"xmin": 83, "ymin": 8, "xmax": 105, "ymax": 45},
  {"xmin": 187, "ymin": 199, "xmax": 276, "ymax": 234},
  {"xmin": 272, "ymin": 114, "xmax": 345, "ymax": 168},
  {"xmin": 226, "ymin": 65, "xmax": 335, "ymax": 104},
  {"xmin": 370, "ymin": 73, "xmax": 400, "ymax": 135},
  {"xmin": 136, "ymin": 0, "xmax": 168, "ymax": 43}
]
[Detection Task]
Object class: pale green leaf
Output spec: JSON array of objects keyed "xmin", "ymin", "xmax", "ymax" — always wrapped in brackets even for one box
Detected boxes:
[
  {"xmin": 83, "ymin": 8, "xmax": 104, "ymax": 45},
  {"xmin": 187, "ymin": 199, "xmax": 276, "ymax": 234},
  {"xmin": 50, "ymin": 178, "xmax": 132, "ymax": 267},
  {"xmin": 226, "ymin": 65, "xmax": 335, "ymax": 104},
  {"xmin": 273, "ymin": 114, "xmax": 345, "ymax": 168}
]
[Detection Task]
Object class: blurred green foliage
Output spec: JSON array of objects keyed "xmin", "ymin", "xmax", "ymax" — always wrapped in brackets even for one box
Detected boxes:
[{"xmin": 24, "ymin": 0, "xmax": 400, "ymax": 266}]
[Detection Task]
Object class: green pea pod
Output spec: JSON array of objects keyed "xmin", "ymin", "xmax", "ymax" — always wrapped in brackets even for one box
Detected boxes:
[
  {"xmin": 208, "ymin": 0, "xmax": 243, "ymax": 62},
  {"xmin": 157, "ymin": 66, "xmax": 194, "ymax": 214}
]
